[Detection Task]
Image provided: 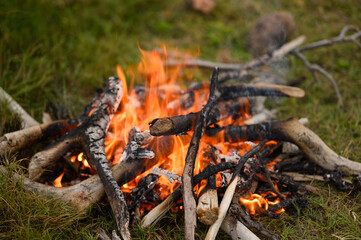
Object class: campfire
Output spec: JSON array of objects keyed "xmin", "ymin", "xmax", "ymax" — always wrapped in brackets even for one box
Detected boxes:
[{"xmin": 1, "ymin": 27, "xmax": 361, "ymax": 240}]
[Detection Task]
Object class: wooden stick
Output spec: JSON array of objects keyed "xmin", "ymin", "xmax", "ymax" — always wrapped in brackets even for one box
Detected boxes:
[
  {"xmin": 0, "ymin": 87, "xmax": 39, "ymax": 129},
  {"xmin": 207, "ymin": 118, "xmax": 361, "ymax": 175},
  {"xmin": 196, "ymin": 174, "xmax": 218, "ymax": 225},
  {"xmin": 205, "ymin": 141, "xmax": 266, "ymax": 240},
  {"xmin": 162, "ymin": 36, "xmax": 305, "ymax": 72},
  {"xmin": 218, "ymin": 83, "xmax": 305, "ymax": 101},
  {"xmin": 282, "ymin": 172, "xmax": 352, "ymax": 184},
  {"xmin": 292, "ymin": 50, "xmax": 343, "ymax": 107},
  {"xmin": 182, "ymin": 68, "xmax": 218, "ymax": 240},
  {"xmin": 0, "ymin": 120, "xmax": 73, "ymax": 155},
  {"xmin": 296, "ymin": 25, "xmax": 361, "ymax": 52},
  {"xmin": 149, "ymin": 98, "xmax": 248, "ymax": 136},
  {"xmin": 220, "ymin": 214, "xmax": 260, "ymax": 240},
  {"xmin": 291, "ymin": 26, "xmax": 361, "ymax": 107}
]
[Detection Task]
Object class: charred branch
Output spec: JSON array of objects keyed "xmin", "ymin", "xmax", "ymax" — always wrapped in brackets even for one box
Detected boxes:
[
  {"xmin": 150, "ymin": 98, "xmax": 248, "ymax": 136},
  {"xmin": 206, "ymin": 118, "xmax": 361, "ymax": 175}
]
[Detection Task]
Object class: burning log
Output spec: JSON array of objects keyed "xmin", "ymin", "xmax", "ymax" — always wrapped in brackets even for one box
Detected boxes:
[
  {"xmin": 0, "ymin": 120, "xmax": 73, "ymax": 154},
  {"xmin": 149, "ymin": 98, "xmax": 248, "ymax": 136},
  {"xmin": 149, "ymin": 84, "xmax": 304, "ymax": 136},
  {"xmin": 205, "ymin": 140, "xmax": 267, "ymax": 240},
  {"xmin": 206, "ymin": 118, "xmax": 361, "ymax": 176},
  {"xmin": 196, "ymin": 174, "xmax": 218, "ymax": 225},
  {"xmin": 182, "ymin": 67, "xmax": 218, "ymax": 240},
  {"xmin": 0, "ymin": 86, "xmax": 39, "ymax": 128}
]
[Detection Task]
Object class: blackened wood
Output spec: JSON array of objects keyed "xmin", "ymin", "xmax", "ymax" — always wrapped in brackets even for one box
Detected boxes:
[
  {"xmin": 207, "ymin": 118, "xmax": 361, "ymax": 175},
  {"xmin": 130, "ymin": 173, "xmax": 159, "ymax": 219},
  {"xmin": 182, "ymin": 68, "xmax": 218, "ymax": 240},
  {"xmin": 0, "ymin": 120, "xmax": 73, "ymax": 155},
  {"xmin": 149, "ymin": 112, "xmax": 199, "ymax": 136},
  {"xmin": 80, "ymin": 77, "xmax": 131, "ymax": 239},
  {"xmin": 268, "ymin": 197, "xmax": 307, "ymax": 213}
]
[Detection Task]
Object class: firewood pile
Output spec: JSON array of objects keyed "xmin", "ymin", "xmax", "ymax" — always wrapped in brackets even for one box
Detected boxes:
[{"xmin": 1, "ymin": 24, "xmax": 361, "ymax": 240}]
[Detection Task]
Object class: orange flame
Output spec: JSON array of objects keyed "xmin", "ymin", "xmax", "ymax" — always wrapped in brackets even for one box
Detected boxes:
[{"xmin": 53, "ymin": 172, "xmax": 64, "ymax": 187}]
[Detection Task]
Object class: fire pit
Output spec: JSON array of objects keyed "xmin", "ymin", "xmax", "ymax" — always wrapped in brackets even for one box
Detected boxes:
[{"xmin": 1, "ymin": 39, "xmax": 361, "ymax": 239}]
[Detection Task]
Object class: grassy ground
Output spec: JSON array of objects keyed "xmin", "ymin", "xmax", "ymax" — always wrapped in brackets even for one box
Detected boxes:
[{"xmin": 1, "ymin": 0, "xmax": 360, "ymax": 239}]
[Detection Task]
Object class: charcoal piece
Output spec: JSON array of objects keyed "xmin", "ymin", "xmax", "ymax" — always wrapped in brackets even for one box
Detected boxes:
[
  {"xmin": 352, "ymin": 174, "xmax": 361, "ymax": 193},
  {"xmin": 268, "ymin": 197, "xmax": 308, "ymax": 215},
  {"xmin": 324, "ymin": 171, "xmax": 352, "ymax": 192},
  {"xmin": 130, "ymin": 174, "xmax": 159, "ymax": 208},
  {"xmin": 279, "ymin": 160, "xmax": 325, "ymax": 175}
]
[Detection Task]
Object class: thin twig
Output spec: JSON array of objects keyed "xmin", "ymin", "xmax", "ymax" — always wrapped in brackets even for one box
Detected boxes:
[
  {"xmin": 292, "ymin": 50, "xmax": 343, "ymax": 107},
  {"xmin": 297, "ymin": 25, "xmax": 361, "ymax": 52}
]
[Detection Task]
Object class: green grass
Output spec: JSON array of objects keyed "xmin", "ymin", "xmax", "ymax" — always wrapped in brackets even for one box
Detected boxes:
[{"xmin": 1, "ymin": 0, "xmax": 361, "ymax": 239}]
